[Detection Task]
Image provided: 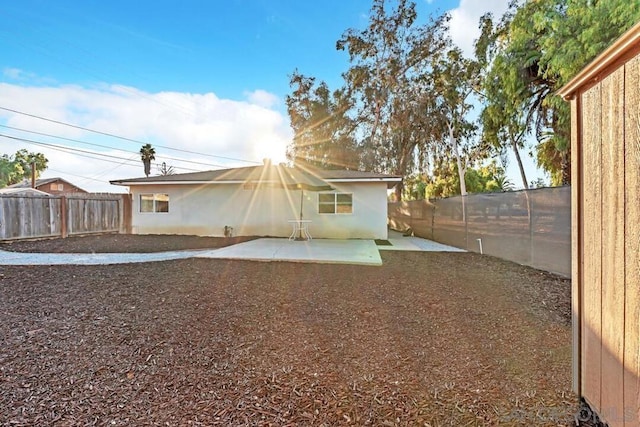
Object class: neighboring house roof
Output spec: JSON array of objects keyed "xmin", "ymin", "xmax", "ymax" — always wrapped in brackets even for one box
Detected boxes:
[
  {"xmin": 110, "ymin": 164, "xmax": 402, "ymax": 188},
  {"xmin": 0, "ymin": 187, "xmax": 51, "ymax": 196},
  {"xmin": 8, "ymin": 177, "xmax": 88, "ymax": 193}
]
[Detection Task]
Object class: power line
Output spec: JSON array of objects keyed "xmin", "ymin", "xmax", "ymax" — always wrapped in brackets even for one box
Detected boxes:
[
  {"xmin": 50, "ymin": 152, "xmax": 139, "ymax": 184},
  {"xmin": 0, "ymin": 133, "xmax": 202, "ymax": 172},
  {"xmin": 0, "ymin": 124, "xmax": 229, "ymax": 169},
  {"xmin": 0, "ymin": 106, "xmax": 262, "ymax": 164},
  {"xmin": 46, "ymin": 167, "xmax": 119, "ymax": 184}
]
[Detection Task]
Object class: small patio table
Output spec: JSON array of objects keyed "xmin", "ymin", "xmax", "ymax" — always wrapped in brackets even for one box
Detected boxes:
[{"xmin": 288, "ymin": 219, "xmax": 312, "ymax": 241}]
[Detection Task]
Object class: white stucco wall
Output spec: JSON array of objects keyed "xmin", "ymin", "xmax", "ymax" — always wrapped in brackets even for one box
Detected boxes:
[{"xmin": 128, "ymin": 181, "xmax": 389, "ymax": 239}]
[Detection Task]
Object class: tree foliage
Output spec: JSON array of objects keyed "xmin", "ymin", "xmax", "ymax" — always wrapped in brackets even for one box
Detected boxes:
[
  {"xmin": 479, "ymin": 0, "xmax": 640, "ymax": 185},
  {"xmin": 429, "ymin": 46, "xmax": 486, "ymax": 199},
  {"xmin": 0, "ymin": 150, "xmax": 48, "ymax": 188},
  {"xmin": 425, "ymin": 161, "xmax": 510, "ymax": 199},
  {"xmin": 157, "ymin": 162, "xmax": 175, "ymax": 176},
  {"xmin": 477, "ymin": 12, "xmax": 530, "ymax": 189},
  {"xmin": 140, "ymin": 144, "xmax": 156, "ymax": 177},
  {"xmin": 336, "ymin": 0, "xmax": 450, "ymax": 199},
  {"xmin": 0, "ymin": 155, "xmax": 23, "ymax": 188},
  {"xmin": 285, "ymin": 71, "xmax": 360, "ymax": 170},
  {"xmin": 284, "ymin": 0, "xmax": 640, "ymax": 201}
]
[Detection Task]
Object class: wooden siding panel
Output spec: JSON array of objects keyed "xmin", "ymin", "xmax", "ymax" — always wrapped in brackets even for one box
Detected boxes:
[
  {"xmin": 624, "ymin": 55, "xmax": 640, "ymax": 427},
  {"xmin": 581, "ymin": 84, "xmax": 603, "ymax": 410},
  {"xmin": 571, "ymin": 96, "xmax": 583, "ymax": 394},
  {"xmin": 600, "ymin": 67, "xmax": 626, "ymax": 426}
]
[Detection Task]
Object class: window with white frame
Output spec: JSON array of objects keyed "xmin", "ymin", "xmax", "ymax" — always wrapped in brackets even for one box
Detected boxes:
[
  {"xmin": 140, "ymin": 193, "xmax": 169, "ymax": 213},
  {"xmin": 318, "ymin": 192, "xmax": 353, "ymax": 214}
]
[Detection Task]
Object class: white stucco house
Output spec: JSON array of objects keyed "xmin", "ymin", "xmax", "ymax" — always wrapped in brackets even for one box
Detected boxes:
[{"xmin": 110, "ymin": 162, "xmax": 401, "ymax": 239}]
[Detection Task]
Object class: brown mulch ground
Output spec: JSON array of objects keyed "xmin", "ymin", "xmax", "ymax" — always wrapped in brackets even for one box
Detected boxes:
[{"xmin": 0, "ymin": 235, "xmax": 579, "ymax": 426}]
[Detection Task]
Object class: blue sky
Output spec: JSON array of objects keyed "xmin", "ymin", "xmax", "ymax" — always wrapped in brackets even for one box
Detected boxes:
[
  {"xmin": 2, "ymin": 1, "xmax": 455, "ymax": 95},
  {"xmin": 0, "ymin": 0, "xmax": 540, "ymax": 192}
]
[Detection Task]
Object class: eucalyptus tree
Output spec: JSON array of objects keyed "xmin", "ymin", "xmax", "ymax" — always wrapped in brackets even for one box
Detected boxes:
[
  {"xmin": 429, "ymin": 46, "xmax": 485, "ymax": 199},
  {"xmin": 476, "ymin": 12, "xmax": 530, "ymax": 189},
  {"xmin": 285, "ymin": 71, "xmax": 359, "ymax": 170},
  {"xmin": 337, "ymin": 0, "xmax": 449, "ymax": 200}
]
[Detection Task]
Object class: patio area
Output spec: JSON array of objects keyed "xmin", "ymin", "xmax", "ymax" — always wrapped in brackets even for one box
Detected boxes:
[{"xmin": 0, "ymin": 232, "xmax": 464, "ymax": 266}]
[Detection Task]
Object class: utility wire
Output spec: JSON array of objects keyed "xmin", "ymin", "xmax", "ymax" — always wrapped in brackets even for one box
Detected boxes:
[
  {"xmin": 0, "ymin": 106, "xmax": 262, "ymax": 164},
  {"xmin": 50, "ymin": 152, "xmax": 139, "ymax": 184},
  {"xmin": 46, "ymin": 167, "xmax": 120, "ymax": 184},
  {"xmin": 0, "ymin": 133, "xmax": 202, "ymax": 172},
  {"xmin": 0, "ymin": 124, "xmax": 228, "ymax": 169}
]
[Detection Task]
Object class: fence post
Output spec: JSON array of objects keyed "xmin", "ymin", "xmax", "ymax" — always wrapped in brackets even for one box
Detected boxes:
[
  {"xmin": 430, "ymin": 202, "xmax": 435, "ymax": 241},
  {"xmin": 122, "ymin": 194, "xmax": 132, "ymax": 234},
  {"xmin": 528, "ymin": 190, "xmax": 534, "ymax": 265},
  {"xmin": 60, "ymin": 196, "xmax": 68, "ymax": 238},
  {"xmin": 463, "ymin": 196, "xmax": 468, "ymax": 250}
]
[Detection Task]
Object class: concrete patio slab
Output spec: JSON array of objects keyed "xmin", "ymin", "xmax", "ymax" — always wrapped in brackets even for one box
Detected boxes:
[
  {"xmin": 380, "ymin": 237, "xmax": 465, "ymax": 252},
  {"xmin": 380, "ymin": 230, "xmax": 466, "ymax": 252},
  {"xmin": 196, "ymin": 238, "xmax": 382, "ymax": 266},
  {"xmin": 0, "ymin": 232, "xmax": 459, "ymax": 266},
  {"xmin": 0, "ymin": 249, "xmax": 205, "ymax": 266}
]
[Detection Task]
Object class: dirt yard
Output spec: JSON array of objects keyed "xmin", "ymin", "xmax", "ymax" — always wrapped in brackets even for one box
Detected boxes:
[{"xmin": 0, "ymin": 235, "xmax": 576, "ymax": 425}]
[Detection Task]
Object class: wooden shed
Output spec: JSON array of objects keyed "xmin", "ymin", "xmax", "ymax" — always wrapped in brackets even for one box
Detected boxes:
[{"xmin": 559, "ymin": 22, "xmax": 640, "ymax": 426}]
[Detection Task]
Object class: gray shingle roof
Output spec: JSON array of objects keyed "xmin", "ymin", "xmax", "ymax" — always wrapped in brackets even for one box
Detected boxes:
[
  {"xmin": 8, "ymin": 177, "xmax": 61, "ymax": 188},
  {"xmin": 110, "ymin": 165, "xmax": 401, "ymax": 186},
  {"xmin": 7, "ymin": 177, "xmax": 87, "ymax": 192}
]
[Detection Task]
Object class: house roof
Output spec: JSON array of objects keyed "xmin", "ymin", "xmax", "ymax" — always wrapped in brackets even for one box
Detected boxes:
[
  {"xmin": 8, "ymin": 177, "xmax": 88, "ymax": 192},
  {"xmin": 0, "ymin": 187, "xmax": 51, "ymax": 196},
  {"xmin": 110, "ymin": 164, "xmax": 402, "ymax": 188}
]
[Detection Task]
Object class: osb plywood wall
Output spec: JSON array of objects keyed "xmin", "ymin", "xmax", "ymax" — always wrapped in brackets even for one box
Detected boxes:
[{"xmin": 576, "ymin": 53, "xmax": 639, "ymax": 427}]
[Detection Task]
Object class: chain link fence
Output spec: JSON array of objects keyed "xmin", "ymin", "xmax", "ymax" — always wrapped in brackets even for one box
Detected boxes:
[{"xmin": 388, "ymin": 186, "xmax": 571, "ymax": 277}]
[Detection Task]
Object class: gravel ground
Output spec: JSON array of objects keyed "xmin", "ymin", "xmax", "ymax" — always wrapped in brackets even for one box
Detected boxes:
[{"xmin": 0, "ymin": 235, "xmax": 579, "ymax": 426}]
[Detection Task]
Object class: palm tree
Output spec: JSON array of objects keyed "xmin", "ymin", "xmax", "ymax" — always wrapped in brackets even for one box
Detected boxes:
[
  {"xmin": 493, "ymin": 174, "xmax": 515, "ymax": 192},
  {"xmin": 140, "ymin": 144, "xmax": 156, "ymax": 177}
]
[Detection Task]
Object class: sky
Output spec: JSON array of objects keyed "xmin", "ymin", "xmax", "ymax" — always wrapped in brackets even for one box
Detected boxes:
[{"xmin": 0, "ymin": 0, "xmax": 542, "ymax": 193}]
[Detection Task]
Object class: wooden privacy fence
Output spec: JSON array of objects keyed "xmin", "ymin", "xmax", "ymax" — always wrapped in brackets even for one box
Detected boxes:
[
  {"xmin": 0, "ymin": 193, "xmax": 132, "ymax": 240},
  {"xmin": 388, "ymin": 186, "xmax": 571, "ymax": 277}
]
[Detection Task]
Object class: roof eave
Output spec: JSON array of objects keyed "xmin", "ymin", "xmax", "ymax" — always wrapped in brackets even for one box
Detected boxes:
[
  {"xmin": 111, "ymin": 177, "xmax": 404, "ymax": 186},
  {"xmin": 326, "ymin": 177, "xmax": 402, "ymax": 182},
  {"xmin": 558, "ymin": 21, "xmax": 640, "ymax": 100},
  {"xmin": 110, "ymin": 180, "xmax": 249, "ymax": 186}
]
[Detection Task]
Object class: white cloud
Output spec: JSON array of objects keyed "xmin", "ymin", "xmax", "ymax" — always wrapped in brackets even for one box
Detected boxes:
[
  {"xmin": 447, "ymin": 0, "xmax": 511, "ymax": 57},
  {"xmin": 0, "ymin": 82, "xmax": 292, "ymax": 192},
  {"xmin": 3, "ymin": 68, "xmax": 26, "ymax": 80},
  {"xmin": 245, "ymin": 89, "xmax": 280, "ymax": 109}
]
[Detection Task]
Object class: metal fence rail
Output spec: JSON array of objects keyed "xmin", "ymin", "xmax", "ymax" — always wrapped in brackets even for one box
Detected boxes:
[
  {"xmin": 388, "ymin": 186, "xmax": 571, "ymax": 277},
  {"xmin": 0, "ymin": 193, "xmax": 131, "ymax": 241}
]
